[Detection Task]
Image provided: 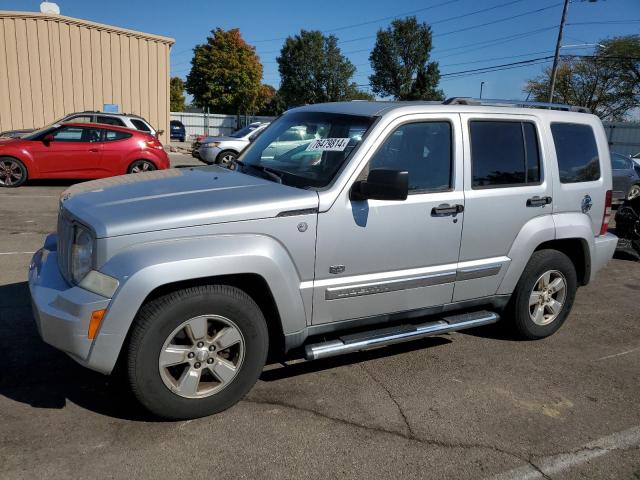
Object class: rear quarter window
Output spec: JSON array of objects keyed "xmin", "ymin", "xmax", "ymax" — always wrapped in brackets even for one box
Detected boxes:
[{"xmin": 550, "ymin": 123, "xmax": 600, "ymax": 183}]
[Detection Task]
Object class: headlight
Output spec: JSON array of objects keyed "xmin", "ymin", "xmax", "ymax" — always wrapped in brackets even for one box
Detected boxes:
[
  {"xmin": 203, "ymin": 142, "xmax": 220, "ymax": 148},
  {"xmin": 71, "ymin": 225, "xmax": 93, "ymax": 283}
]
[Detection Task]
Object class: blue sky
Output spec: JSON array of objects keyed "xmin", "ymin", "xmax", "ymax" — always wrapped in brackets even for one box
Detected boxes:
[{"xmin": 2, "ymin": 0, "xmax": 639, "ymax": 100}]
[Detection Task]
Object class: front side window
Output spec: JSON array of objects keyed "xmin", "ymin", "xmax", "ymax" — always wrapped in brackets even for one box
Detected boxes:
[
  {"xmin": 130, "ymin": 119, "xmax": 152, "ymax": 132},
  {"xmin": 52, "ymin": 126, "xmax": 101, "ymax": 142},
  {"xmin": 238, "ymin": 112, "xmax": 375, "ymax": 189},
  {"xmin": 366, "ymin": 121, "xmax": 452, "ymax": 193},
  {"xmin": 551, "ymin": 123, "xmax": 600, "ymax": 183},
  {"xmin": 470, "ymin": 120, "xmax": 541, "ymax": 188},
  {"xmin": 64, "ymin": 115, "xmax": 93, "ymax": 124}
]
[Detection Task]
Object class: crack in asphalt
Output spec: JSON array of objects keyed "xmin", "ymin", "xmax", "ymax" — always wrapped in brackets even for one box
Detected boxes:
[
  {"xmin": 528, "ymin": 456, "xmax": 554, "ymax": 480},
  {"xmin": 358, "ymin": 362, "xmax": 416, "ymax": 439},
  {"xmin": 244, "ymin": 397, "xmax": 527, "ymax": 464}
]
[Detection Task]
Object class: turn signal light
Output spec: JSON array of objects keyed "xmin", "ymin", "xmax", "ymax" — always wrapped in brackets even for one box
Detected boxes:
[
  {"xmin": 600, "ymin": 190, "xmax": 612, "ymax": 236},
  {"xmin": 88, "ymin": 309, "xmax": 106, "ymax": 339}
]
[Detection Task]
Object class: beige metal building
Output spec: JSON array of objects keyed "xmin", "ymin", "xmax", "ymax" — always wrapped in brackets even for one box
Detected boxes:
[{"xmin": 0, "ymin": 11, "xmax": 174, "ymax": 142}]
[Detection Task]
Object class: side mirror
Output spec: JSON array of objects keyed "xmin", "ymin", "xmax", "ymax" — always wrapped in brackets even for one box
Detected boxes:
[
  {"xmin": 43, "ymin": 134, "xmax": 55, "ymax": 144},
  {"xmin": 351, "ymin": 169, "xmax": 409, "ymax": 201}
]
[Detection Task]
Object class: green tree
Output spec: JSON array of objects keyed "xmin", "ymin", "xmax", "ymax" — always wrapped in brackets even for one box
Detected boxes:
[
  {"xmin": 369, "ymin": 17, "xmax": 443, "ymax": 101},
  {"xmin": 185, "ymin": 28, "xmax": 263, "ymax": 115},
  {"xmin": 525, "ymin": 35, "xmax": 640, "ymax": 120},
  {"xmin": 256, "ymin": 84, "xmax": 287, "ymax": 116},
  {"xmin": 277, "ymin": 30, "xmax": 371, "ymax": 107},
  {"xmin": 170, "ymin": 77, "xmax": 186, "ymax": 112}
]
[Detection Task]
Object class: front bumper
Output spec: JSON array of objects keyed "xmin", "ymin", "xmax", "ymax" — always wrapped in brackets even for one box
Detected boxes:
[
  {"xmin": 591, "ymin": 232, "xmax": 618, "ymax": 279},
  {"xmin": 29, "ymin": 234, "xmax": 112, "ymax": 370}
]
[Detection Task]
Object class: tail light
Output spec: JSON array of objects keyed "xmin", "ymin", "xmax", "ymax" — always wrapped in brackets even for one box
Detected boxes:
[
  {"xmin": 145, "ymin": 136, "xmax": 164, "ymax": 150},
  {"xmin": 600, "ymin": 190, "xmax": 612, "ymax": 236}
]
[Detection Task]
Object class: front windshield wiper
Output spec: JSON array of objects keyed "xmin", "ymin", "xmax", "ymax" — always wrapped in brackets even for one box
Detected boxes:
[{"xmin": 235, "ymin": 160, "xmax": 283, "ymax": 184}]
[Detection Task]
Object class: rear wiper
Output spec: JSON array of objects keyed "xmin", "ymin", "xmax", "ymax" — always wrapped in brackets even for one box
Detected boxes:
[{"xmin": 235, "ymin": 160, "xmax": 283, "ymax": 184}]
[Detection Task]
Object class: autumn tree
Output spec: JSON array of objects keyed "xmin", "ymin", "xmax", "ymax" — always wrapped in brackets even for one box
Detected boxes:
[
  {"xmin": 277, "ymin": 30, "xmax": 371, "ymax": 107},
  {"xmin": 170, "ymin": 77, "xmax": 186, "ymax": 112},
  {"xmin": 369, "ymin": 17, "xmax": 443, "ymax": 101},
  {"xmin": 525, "ymin": 35, "xmax": 640, "ymax": 120},
  {"xmin": 185, "ymin": 28, "xmax": 263, "ymax": 115}
]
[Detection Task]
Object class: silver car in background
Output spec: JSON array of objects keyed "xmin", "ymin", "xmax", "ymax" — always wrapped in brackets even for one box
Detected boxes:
[{"xmin": 198, "ymin": 122, "xmax": 269, "ymax": 166}]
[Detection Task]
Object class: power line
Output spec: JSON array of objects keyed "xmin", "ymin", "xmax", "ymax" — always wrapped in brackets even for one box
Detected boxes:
[
  {"xmin": 248, "ymin": 0, "xmax": 463, "ymax": 43},
  {"xmin": 567, "ymin": 19, "xmax": 640, "ymax": 26}
]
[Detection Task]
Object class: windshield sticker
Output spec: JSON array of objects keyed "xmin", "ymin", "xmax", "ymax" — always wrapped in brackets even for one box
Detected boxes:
[{"xmin": 306, "ymin": 138, "xmax": 351, "ymax": 152}]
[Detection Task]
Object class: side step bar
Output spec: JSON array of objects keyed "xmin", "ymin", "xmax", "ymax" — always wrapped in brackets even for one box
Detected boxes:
[{"xmin": 304, "ymin": 310, "xmax": 499, "ymax": 361}]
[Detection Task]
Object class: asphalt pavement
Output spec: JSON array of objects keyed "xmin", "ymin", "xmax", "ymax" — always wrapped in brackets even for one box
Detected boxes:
[{"xmin": 1, "ymin": 154, "xmax": 639, "ymax": 479}]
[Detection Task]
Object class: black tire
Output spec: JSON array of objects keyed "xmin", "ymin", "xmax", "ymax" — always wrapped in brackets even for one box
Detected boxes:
[
  {"xmin": 127, "ymin": 285, "xmax": 268, "ymax": 420},
  {"xmin": 127, "ymin": 160, "xmax": 157, "ymax": 174},
  {"xmin": 507, "ymin": 249, "xmax": 577, "ymax": 339},
  {"xmin": 216, "ymin": 150, "xmax": 237, "ymax": 168},
  {"xmin": 0, "ymin": 156, "xmax": 27, "ymax": 188}
]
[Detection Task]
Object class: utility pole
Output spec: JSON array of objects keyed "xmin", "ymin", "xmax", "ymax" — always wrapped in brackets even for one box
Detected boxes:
[
  {"xmin": 479, "ymin": 81, "xmax": 485, "ymax": 99},
  {"xmin": 548, "ymin": 0, "xmax": 570, "ymax": 103}
]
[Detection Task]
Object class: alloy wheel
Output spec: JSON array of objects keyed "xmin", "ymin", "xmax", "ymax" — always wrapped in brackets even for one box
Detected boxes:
[
  {"xmin": 220, "ymin": 153, "xmax": 236, "ymax": 167},
  {"xmin": 0, "ymin": 160, "xmax": 23, "ymax": 186},
  {"xmin": 158, "ymin": 315, "xmax": 245, "ymax": 399},
  {"xmin": 628, "ymin": 185, "xmax": 640, "ymax": 200},
  {"xmin": 529, "ymin": 270, "xmax": 567, "ymax": 326},
  {"xmin": 131, "ymin": 161, "xmax": 154, "ymax": 173}
]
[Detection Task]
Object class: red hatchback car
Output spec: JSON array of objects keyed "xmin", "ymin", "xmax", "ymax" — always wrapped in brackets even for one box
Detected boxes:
[{"xmin": 0, "ymin": 122, "xmax": 170, "ymax": 187}]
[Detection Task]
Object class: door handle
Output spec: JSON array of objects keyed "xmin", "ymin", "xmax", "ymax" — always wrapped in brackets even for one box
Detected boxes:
[
  {"xmin": 431, "ymin": 204, "xmax": 464, "ymax": 217},
  {"xmin": 526, "ymin": 196, "xmax": 552, "ymax": 207}
]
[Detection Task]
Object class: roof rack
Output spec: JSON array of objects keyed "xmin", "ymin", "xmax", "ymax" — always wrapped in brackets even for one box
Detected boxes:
[{"xmin": 443, "ymin": 97, "xmax": 591, "ymax": 114}]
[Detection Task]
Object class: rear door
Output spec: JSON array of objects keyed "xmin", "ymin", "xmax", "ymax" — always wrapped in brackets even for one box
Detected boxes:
[
  {"xmin": 456, "ymin": 114, "xmax": 550, "ymax": 301},
  {"xmin": 99, "ymin": 128, "xmax": 134, "ymax": 175},
  {"xmin": 611, "ymin": 154, "xmax": 634, "ymax": 201}
]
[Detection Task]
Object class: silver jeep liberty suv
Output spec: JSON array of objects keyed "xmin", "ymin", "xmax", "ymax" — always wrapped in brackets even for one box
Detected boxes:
[{"xmin": 29, "ymin": 98, "xmax": 618, "ymax": 419}]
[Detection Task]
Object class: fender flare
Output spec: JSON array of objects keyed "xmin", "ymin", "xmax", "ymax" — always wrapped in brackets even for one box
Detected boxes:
[
  {"xmin": 497, "ymin": 213, "xmax": 595, "ymax": 295},
  {"xmin": 88, "ymin": 234, "xmax": 309, "ymax": 374}
]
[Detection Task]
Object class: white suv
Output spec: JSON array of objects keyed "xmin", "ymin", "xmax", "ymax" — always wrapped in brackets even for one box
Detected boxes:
[{"xmin": 60, "ymin": 111, "xmax": 159, "ymax": 136}]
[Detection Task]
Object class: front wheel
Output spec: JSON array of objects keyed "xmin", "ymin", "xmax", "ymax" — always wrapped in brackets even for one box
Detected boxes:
[
  {"xmin": 508, "ymin": 249, "xmax": 577, "ymax": 339},
  {"xmin": 0, "ymin": 157, "xmax": 27, "ymax": 187},
  {"xmin": 627, "ymin": 184, "xmax": 640, "ymax": 201},
  {"xmin": 128, "ymin": 160, "xmax": 156, "ymax": 174},
  {"xmin": 127, "ymin": 285, "xmax": 268, "ymax": 420},
  {"xmin": 216, "ymin": 150, "xmax": 237, "ymax": 168}
]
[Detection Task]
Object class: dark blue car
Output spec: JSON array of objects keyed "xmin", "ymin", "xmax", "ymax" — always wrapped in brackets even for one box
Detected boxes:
[{"xmin": 170, "ymin": 120, "xmax": 186, "ymax": 142}]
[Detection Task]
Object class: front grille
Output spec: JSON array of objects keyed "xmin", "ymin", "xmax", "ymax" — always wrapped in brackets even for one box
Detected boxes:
[{"xmin": 57, "ymin": 211, "xmax": 73, "ymax": 283}]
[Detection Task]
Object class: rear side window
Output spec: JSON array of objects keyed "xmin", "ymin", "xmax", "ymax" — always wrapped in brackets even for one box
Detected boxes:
[
  {"xmin": 551, "ymin": 123, "xmax": 600, "ymax": 183},
  {"xmin": 470, "ymin": 121, "xmax": 541, "ymax": 188},
  {"xmin": 611, "ymin": 154, "xmax": 631, "ymax": 170},
  {"xmin": 65, "ymin": 115, "xmax": 93, "ymax": 123},
  {"xmin": 103, "ymin": 130, "xmax": 132, "ymax": 141},
  {"xmin": 131, "ymin": 119, "xmax": 151, "ymax": 132},
  {"xmin": 97, "ymin": 115, "xmax": 125, "ymax": 127}
]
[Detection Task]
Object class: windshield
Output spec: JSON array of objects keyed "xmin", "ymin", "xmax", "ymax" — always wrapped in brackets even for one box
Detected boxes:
[
  {"xmin": 22, "ymin": 124, "xmax": 59, "ymax": 140},
  {"xmin": 230, "ymin": 124, "xmax": 261, "ymax": 138},
  {"xmin": 237, "ymin": 112, "xmax": 374, "ymax": 189}
]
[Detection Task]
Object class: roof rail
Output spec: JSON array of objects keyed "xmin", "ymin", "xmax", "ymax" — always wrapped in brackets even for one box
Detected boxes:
[{"xmin": 443, "ymin": 97, "xmax": 591, "ymax": 113}]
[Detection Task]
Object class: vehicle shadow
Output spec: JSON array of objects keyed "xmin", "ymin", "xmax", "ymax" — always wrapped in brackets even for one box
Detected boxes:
[
  {"xmin": 0, "ymin": 281, "xmax": 154, "ymax": 422},
  {"xmin": 0, "ymin": 280, "xmax": 457, "ymax": 420},
  {"xmin": 261, "ymin": 336, "xmax": 452, "ymax": 382}
]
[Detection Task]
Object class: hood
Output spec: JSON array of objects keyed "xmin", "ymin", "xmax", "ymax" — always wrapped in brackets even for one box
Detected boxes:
[{"xmin": 60, "ymin": 166, "xmax": 319, "ymax": 238}]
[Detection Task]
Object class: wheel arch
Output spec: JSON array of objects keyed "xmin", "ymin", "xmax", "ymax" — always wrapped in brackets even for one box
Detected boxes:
[
  {"xmin": 0, "ymin": 154, "xmax": 31, "ymax": 180},
  {"xmin": 89, "ymin": 234, "xmax": 308, "ymax": 374}
]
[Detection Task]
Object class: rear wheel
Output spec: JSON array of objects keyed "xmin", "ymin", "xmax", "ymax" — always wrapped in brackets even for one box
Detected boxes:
[
  {"xmin": 127, "ymin": 285, "xmax": 268, "ymax": 420},
  {"xmin": 128, "ymin": 160, "xmax": 156, "ymax": 174},
  {"xmin": 0, "ymin": 157, "xmax": 27, "ymax": 187},
  {"xmin": 627, "ymin": 184, "xmax": 640, "ymax": 201},
  {"xmin": 216, "ymin": 150, "xmax": 237, "ymax": 168},
  {"xmin": 508, "ymin": 249, "xmax": 577, "ymax": 339}
]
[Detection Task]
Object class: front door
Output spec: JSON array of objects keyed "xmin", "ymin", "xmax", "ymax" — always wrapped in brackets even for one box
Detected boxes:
[
  {"xmin": 31, "ymin": 125, "xmax": 103, "ymax": 177},
  {"xmin": 312, "ymin": 114, "xmax": 465, "ymax": 325}
]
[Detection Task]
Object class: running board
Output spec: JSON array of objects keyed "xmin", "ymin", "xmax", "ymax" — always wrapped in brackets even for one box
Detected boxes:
[{"xmin": 304, "ymin": 310, "xmax": 499, "ymax": 361}]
